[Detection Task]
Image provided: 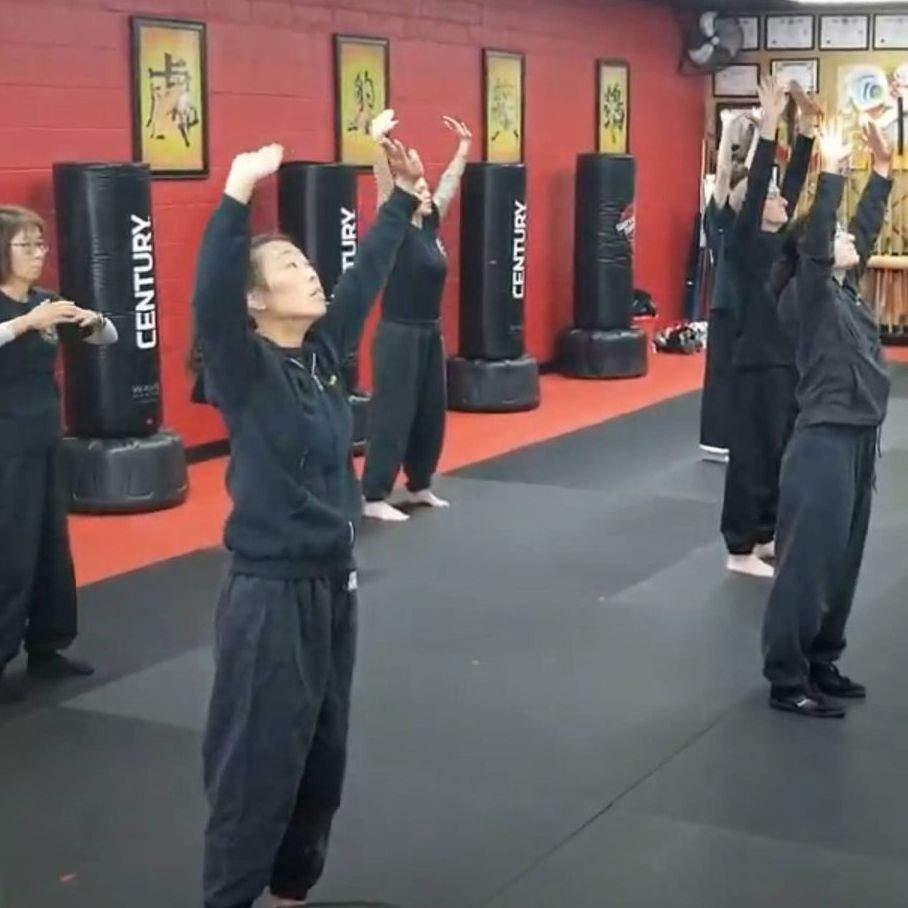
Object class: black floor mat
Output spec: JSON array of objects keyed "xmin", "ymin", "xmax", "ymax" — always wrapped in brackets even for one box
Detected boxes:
[{"xmin": 3, "ymin": 377, "xmax": 908, "ymax": 908}]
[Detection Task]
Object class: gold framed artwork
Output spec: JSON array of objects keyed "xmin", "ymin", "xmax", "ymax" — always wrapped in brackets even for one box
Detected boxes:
[
  {"xmin": 596, "ymin": 60, "xmax": 630, "ymax": 154},
  {"xmin": 334, "ymin": 35, "xmax": 389, "ymax": 167},
  {"xmin": 483, "ymin": 49, "xmax": 525, "ymax": 163},
  {"xmin": 130, "ymin": 17, "xmax": 208, "ymax": 179}
]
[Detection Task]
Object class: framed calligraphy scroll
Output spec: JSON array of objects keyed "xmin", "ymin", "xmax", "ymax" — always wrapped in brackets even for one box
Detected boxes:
[
  {"xmin": 334, "ymin": 35, "xmax": 389, "ymax": 167},
  {"xmin": 483, "ymin": 49, "xmax": 525, "ymax": 163},
  {"xmin": 130, "ymin": 17, "xmax": 208, "ymax": 179},
  {"xmin": 596, "ymin": 60, "xmax": 630, "ymax": 154}
]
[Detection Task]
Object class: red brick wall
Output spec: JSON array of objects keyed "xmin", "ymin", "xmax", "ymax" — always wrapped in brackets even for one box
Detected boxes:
[{"xmin": 0, "ymin": 0, "xmax": 704, "ymax": 447}]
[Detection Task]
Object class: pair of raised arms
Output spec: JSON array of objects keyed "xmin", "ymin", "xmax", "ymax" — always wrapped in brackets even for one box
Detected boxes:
[
  {"xmin": 719, "ymin": 75, "xmax": 891, "ymax": 179},
  {"xmin": 815, "ymin": 117, "xmax": 892, "ymax": 179},
  {"xmin": 719, "ymin": 77, "xmax": 822, "ymax": 165},
  {"xmin": 370, "ymin": 109, "xmax": 473, "ymax": 217},
  {"xmin": 224, "ymin": 139, "xmax": 427, "ymax": 205}
]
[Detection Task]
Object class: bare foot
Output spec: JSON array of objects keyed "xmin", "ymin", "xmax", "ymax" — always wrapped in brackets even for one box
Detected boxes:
[
  {"xmin": 363, "ymin": 499, "xmax": 409, "ymax": 522},
  {"xmin": 397, "ymin": 488, "xmax": 450, "ymax": 508},
  {"xmin": 727, "ymin": 553, "xmax": 774, "ymax": 578}
]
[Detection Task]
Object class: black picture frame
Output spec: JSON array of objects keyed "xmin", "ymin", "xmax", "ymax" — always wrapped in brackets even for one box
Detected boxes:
[
  {"xmin": 712, "ymin": 63, "xmax": 760, "ymax": 99},
  {"xmin": 819, "ymin": 14, "xmax": 870, "ymax": 51},
  {"xmin": 482, "ymin": 48, "xmax": 526, "ymax": 163},
  {"xmin": 595, "ymin": 59, "xmax": 630, "ymax": 154},
  {"xmin": 333, "ymin": 34, "xmax": 390, "ymax": 168},
  {"xmin": 764, "ymin": 14, "xmax": 816, "ymax": 51},
  {"xmin": 873, "ymin": 14, "xmax": 908, "ymax": 51},
  {"xmin": 738, "ymin": 16, "xmax": 760, "ymax": 51},
  {"xmin": 130, "ymin": 16, "xmax": 209, "ymax": 180},
  {"xmin": 770, "ymin": 58, "xmax": 820, "ymax": 95}
]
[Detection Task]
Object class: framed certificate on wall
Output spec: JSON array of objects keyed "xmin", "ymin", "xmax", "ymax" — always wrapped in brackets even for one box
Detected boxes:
[
  {"xmin": 820, "ymin": 15, "xmax": 869, "ymax": 50},
  {"xmin": 713, "ymin": 63, "xmax": 759, "ymax": 98},
  {"xmin": 771, "ymin": 59, "xmax": 819, "ymax": 94},
  {"xmin": 765, "ymin": 15, "xmax": 815, "ymax": 50},
  {"xmin": 874, "ymin": 14, "xmax": 908, "ymax": 50}
]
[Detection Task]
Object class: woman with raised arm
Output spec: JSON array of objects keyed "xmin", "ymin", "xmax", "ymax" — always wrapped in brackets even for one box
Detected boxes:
[
  {"xmin": 0, "ymin": 206, "xmax": 117, "ymax": 704},
  {"xmin": 699, "ymin": 107, "xmax": 751, "ymax": 463},
  {"xmin": 761, "ymin": 119, "xmax": 892, "ymax": 719},
  {"xmin": 362, "ymin": 110, "xmax": 472, "ymax": 522},
  {"xmin": 719, "ymin": 77, "xmax": 819, "ymax": 579},
  {"xmin": 191, "ymin": 138, "xmax": 424, "ymax": 908}
]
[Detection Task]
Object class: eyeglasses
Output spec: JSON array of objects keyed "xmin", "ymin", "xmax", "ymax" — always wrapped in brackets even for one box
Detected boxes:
[{"xmin": 10, "ymin": 242, "xmax": 50, "ymax": 256}]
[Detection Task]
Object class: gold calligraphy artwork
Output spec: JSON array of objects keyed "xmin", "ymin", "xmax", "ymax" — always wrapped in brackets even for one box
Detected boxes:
[
  {"xmin": 132, "ymin": 17, "xmax": 208, "ymax": 178},
  {"xmin": 335, "ymin": 35, "xmax": 389, "ymax": 166}
]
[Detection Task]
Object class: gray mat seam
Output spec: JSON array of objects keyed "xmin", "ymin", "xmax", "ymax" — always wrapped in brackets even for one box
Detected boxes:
[{"xmin": 475, "ymin": 697, "xmax": 744, "ymax": 908}]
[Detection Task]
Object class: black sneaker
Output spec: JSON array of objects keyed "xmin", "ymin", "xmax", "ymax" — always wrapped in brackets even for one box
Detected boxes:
[
  {"xmin": 769, "ymin": 687, "xmax": 845, "ymax": 718},
  {"xmin": 0, "ymin": 674, "xmax": 25, "ymax": 704},
  {"xmin": 811, "ymin": 664, "xmax": 866, "ymax": 700},
  {"xmin": 27, "ymin": 652, "xmax": 95, "ymax": 679}
]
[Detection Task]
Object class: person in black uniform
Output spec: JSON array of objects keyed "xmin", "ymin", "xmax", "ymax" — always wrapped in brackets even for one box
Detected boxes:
[
  {"xmin": 362, "ymin": 110, "xmax": 472, "ymax": 522},
  {"xmin": 720, "ymin": 78, "xmax": 819, "ymax": 579},
  {"xmin": 699, "ymin": 107, "xmax": 753, "ymax": 463},
  {"xmin": 191, "ymin": 138, "xmax": 424, "ymax": 908},
  {"xmin": 0, "ymin": 205, "xmax": 117, "ymax": 704},
  {"xmin": 762, "ymin": 119, "xmax": 892, "ymax": 718}
]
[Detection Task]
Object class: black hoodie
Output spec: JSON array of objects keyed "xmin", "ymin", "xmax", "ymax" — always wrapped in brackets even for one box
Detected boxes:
[
  {"xmin": 724, "ymin": 133, "xmax": 813, "ymax": 367},
  {"xmin": 192, "ymin": 188, "xmax": 418, "ymax": 579},
  {"xmin": 779, "ymin": 170, "xmax": 891, "ymax": 429}
]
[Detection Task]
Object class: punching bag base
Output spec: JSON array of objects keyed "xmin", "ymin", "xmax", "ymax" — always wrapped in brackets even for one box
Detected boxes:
[
  {"xmin": 350, "ymin": 391, "xmax": 370, "ymax": 456},
  {"xmin": 447, "ymin": 356, "xmax": 540, "ymax": 413},
  {"xmin": 556, "ymin": 327, "xmax": 649, "ymax": 379},
  {"xmin": 63, "ymin": 431, "xmax": 188, "ymax": 515}
]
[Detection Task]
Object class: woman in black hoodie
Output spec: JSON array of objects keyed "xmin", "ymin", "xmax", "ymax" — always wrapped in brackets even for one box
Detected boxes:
[
  {"xmin": 191, "ymin": 135, "xmax": 423, "ymax": 908},
  {"xmin": 762, "ymin": 119, "xmax": 892, "ymax": 718}
]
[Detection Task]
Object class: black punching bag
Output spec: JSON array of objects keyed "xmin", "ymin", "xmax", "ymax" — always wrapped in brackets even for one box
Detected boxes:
[
  {"xmin": 54, "ymin": 163, "xmax": 162, "ymax": 437},
  {"xmin": 278, "ymin": 162, "xmax": 369, "ymax": 451},
  {"xmin": 448, "ymin": 163, "xmax": 539, "ymax": 412},
  {"xmin": 53, "ymin": 162, "xmax": 187, "ymax": 513},
  {"xmin": 557, "ymin": 153, "xmax": 648, "ymax": 379}
]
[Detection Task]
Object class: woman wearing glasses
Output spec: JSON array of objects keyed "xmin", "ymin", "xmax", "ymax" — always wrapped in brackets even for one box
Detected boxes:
[{"xmin": 0, "ymin": 205, "xmax": 117, "ymax": 704}]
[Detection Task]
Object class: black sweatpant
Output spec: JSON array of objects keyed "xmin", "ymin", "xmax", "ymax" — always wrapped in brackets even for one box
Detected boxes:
[
  {"xmin": 362, "ymin": 320, "xmax": 446, "ymax": 502},
  {"xmin": 720, "ymin": 365, "xmax": 798, "ymax": 555},
  {"xmin": 0, "ymin": 443, "xmax": 78, "ymax": 670},
  {"xmin": 203, "ymin": 571, "xmax": 357, "ymax": 908},
  {"xmin": 699, "ymin": 309, "xmax": 736, "ymax": 451},
  {"xmin": 762, "ymin": 425, "xmax": 876, "ymax": 691}
]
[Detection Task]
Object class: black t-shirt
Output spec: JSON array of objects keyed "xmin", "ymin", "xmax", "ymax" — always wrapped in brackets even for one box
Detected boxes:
[
  {"xmin": 380, "ymin": 206, "xmax": 448, "ymax": 324},
  {"xmin": 0, "ymin": 288, "xmax": 62, "ymax": 453}
]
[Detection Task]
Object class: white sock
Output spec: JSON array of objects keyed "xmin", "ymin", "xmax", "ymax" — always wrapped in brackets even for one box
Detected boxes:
[
  {"xmin": 754, "ymin": 539, "xmax": 775, "ymax": 560},
  {"xmin": 727, "ymin": 553, "xmax": 774, "ymax": 578},
  {"xmin": 700, "ymin": 445, "xmax": 729, "ymax": 464},
  {"xmin": 362, "ymin": 500, "xmax": 409, "ymax": 522},
  {"xmin": 398, "ymin": 488, "xmax": 450, "ymax": 508}
]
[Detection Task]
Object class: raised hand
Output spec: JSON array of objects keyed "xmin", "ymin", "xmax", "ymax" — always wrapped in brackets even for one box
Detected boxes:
[
  {"xmin": 757, "ymin": 75, "xmax": 787, "ymax": 128},
  {"xmin": 225, "ymin": 143, "xmax": 284, "ymax": 203},
  {"xmin": 863, "ymin": 118, "xmax": 893, "ymax": 174},
  {"xmin": 790, "ymin": 81, "xmax": 824, "ymax": 122},
  {"xmin": 442, "ymin": 116, "xmax": 472, "ymax": 150},
  {"xmin": 719, "ymin": 107, "xmax": 746, "ymax": 128},
  {"xmin": 381, "ymin": 138, "xmax": 424, "ymax": 194},
  {"xmin": 818, "ymin": 119, "xmax": 852, "ymax": 173},
  {"xmin": 370, "ymin": 109, "xmax": 398, "ymax": 141}
]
